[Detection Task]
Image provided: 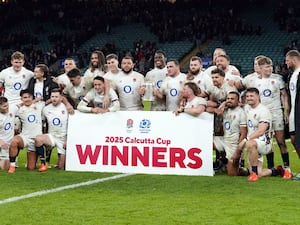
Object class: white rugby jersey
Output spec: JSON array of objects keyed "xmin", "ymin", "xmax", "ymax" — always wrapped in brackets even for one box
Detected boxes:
[
  {"xmin": 63, "ymin": 77, "xmax": 93, "ymax": 107},
  {"xmin": 34, "ymin": 79, "xmax": 44, "ymax": 99},
  {"xmin": 83, "ymin": 68, "xmax": 105, "ymax": 79},
  {"xmin": 0, "ymin": 109, "xmax": 15, "ymax": 147},
  {"xmin": 223, "ymin": 106, "xmax": 246, "ymax": 143},
  {"xmin": 256, "ymin": 74, "xmax": 285, "ymax": 111},
  {"xmin": 0, "ymin": 67, "xmax": 33, "ymax": 104},
  {"xmin": 160, "ymin": 73, "xmax": 186, "ymax": 111},
  {"xmin": 145, "ymin": 67, "xmax": 167, "ymax": 111},
  {"xmin": 57, "ymin": 73, "xmax": 71, "ymax": 87},
  {"xmin": 242, "ymin": 72, "xmax": 260, "ymax": 88},
  {"xmin": 16, "ymin": 103, "xmax": 43, "ymax": 138},
  {"xmin": 187, "ymin": 71, "xmax": 213, "ymax": 95},
  {"xmin": 244, "ymin": 103, "xmax": 272, "ymax": 143},
  {"xmin": 112, "ymin": 71, "xmax": 144, "ymax": 111},
  {"xmin": 43, "ymin": 103, "xmax": 68, "ymax": 139},
  {"xmin": 203, "ymin": 65, "xmax": 240, "ymax": 82},
  {"xmin": 79, "ymin": 88, "xmax": 119, "ymax": 112},
  {"xmin": 206, "ymin": 82, "xmax": 237, "ymax": 104},
  {"xmin": 104, "ymin": 69, "xmax": 122, "ymax": 84}
]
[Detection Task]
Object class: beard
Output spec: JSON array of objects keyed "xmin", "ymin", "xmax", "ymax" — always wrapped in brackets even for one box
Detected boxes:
[
  {"xmin": 122, "ymin": 68, "xmax": 133, "ymax": 74},
  {"xmin": 190, "ymin": 69, "xmax": 200, "ymax": 75},
  {"xmin": 217, "ymin": 64, "xmax": 226, "ymax": 71},
  {"xmin": 91, "ymin": 62, "xmax": 98, "ymax": 68}
]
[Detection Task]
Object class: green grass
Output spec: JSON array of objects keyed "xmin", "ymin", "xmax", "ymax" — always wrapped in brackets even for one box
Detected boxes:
[{"xmin": 0, "ymin": 142, "xmax": 300, "ymax": 225}]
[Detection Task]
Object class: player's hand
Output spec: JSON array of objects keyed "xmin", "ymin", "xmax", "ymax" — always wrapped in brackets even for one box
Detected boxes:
[
  {"xmin": 67, "ymin": 105, "xmax": 75, "ymax": 115},
  {"xmin": 0, "ymin": 140, "xmax": 8, "ymax": 149},
  {"xmin": 231, "ymin": 70, "xmax": 240, "ymax": 76},
  {"xmin": 103, "ymin": 95, "xmax": 109, "ymax": 109}
]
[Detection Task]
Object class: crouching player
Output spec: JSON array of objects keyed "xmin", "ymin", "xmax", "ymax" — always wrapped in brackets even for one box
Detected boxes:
[
  {"xmin": 35, "ymin": 88, "xmax": 69, "ymax": 171},
  {"xmin": 233, "ymin": 88, "xmax": 283, "ymax": 181},
  {"xmin": 213, "ymin": 91, "xmax": 248, "ymax": 176},
  {"xmin": 0, "ymin": 97, "xmax": 14, "ymax": 170},
  {"xmin": 8, "ymin": 90, "xmax": 43, "ymax": 173}
]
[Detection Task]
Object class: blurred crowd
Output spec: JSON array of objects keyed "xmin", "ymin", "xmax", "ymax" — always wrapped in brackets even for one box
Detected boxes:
[{"xmin": 0, "ymin": 0, "xmax": 262, "ymax": 75}]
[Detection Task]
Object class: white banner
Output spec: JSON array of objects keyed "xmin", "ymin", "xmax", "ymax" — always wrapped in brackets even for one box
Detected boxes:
[{"xmin": 66, "ymin": 111, "xmax": 214, "ymax": 176}]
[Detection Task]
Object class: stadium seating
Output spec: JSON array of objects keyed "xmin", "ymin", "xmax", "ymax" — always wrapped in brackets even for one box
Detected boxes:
[
  {"xmin": 203, "ymin": 5, "xmax": 300, "ymax": 75},
  {"xmin": 78, "ymin": 23, "xmax": 193, "ymax": 61}
]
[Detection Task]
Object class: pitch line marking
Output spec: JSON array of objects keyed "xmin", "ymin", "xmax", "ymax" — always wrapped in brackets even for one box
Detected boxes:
[{"xmin": 0, "ymin": 173, "xmax": 133, "ymax": 205}]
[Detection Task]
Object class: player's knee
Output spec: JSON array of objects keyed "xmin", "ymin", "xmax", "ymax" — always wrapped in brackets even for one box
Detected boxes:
[
  {"xmin": 245, "ymin": 140, "xmax": 256, "ymax": 150},
  {"xmin": 34, "ymin": 136, "xmax": 43, "ymax": 146}
]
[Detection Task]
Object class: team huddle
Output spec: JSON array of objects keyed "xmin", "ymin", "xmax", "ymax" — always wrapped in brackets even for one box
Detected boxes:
[{"xmin": 0, "ymin": 48, "xmax": 299, "ymax": 182}]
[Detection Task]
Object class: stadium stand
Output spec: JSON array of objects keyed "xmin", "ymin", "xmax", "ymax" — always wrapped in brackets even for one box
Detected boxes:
[
  {"xmin": 202, "ymin": 1, "xmax": 300, "ymax": 75},
  {"xmin": 0, "ymin": 0, "xmax": 298, "ymax": 76}
]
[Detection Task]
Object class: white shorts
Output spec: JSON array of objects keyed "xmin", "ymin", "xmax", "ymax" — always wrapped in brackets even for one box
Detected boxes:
[
  {"xmin": 271, "ymin": 109, "xmax": 284, "ymax": 131},
  {"xmin": 0, "ymin": 148, "xmax": 9, "ymax": 159},
  {"xmin": 255, "ymin": 138, "xmax": 272, "ymax": 155},
  {"xmin": 47, "ymin": 134, "xmax": 66, "ymax": 155},
  {"xmin": 213, "ymin": 136, "xmax": 237, "ymax": 160},
  {"xmin": 19, "ymin": 135, "xmax": 35, "ymax": 151}
]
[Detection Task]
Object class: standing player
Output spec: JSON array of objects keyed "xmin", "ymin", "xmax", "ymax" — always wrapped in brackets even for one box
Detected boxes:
[
  {"xmin": 285, "ymin": 50, "xmax": 300, "ymax": 179},
  {"xmin": 0, "ymin": 51, "xmax": 34, "ymax": 114},
  {"xmin": 54, "ymin": 57, "xmax": 77, "ymax": 90},
  {"xmin": 203, "ymin": 48, "xmax": 240, "ymax": 80},
  {"xmin": 28, "ymin": 63, "xmax": 59, "ymax": 106},
  {"xmin": 104, "ymin": 53, "xmax": 122, "ymax": 83},
  {"xmin": 111, "ymin": 55, "xmax": 145, "ymax": 111},
  {"xmin": 0, "ymin": 51, "xmax": 34, "ymax": 168},
  {"xmin": 8, "ymin": 89, "xmax": 44, "ymax": 173},
  {"xmin": 144, "ymin": 50, "xmax": 168, "ymax": 111},
  {"xmin": 153, "ymin": 59, "xmax": 186, "ymax": 111},
  {"xmin": 215, "ymin": 54, "xmax": 241, "ymax": 83},
  {"xmin": 35, "ymin": 89, "xmax": 69, "ymax": 171},
  {"xmin": 0, "ymin": 97, "xmax": 14, "ymax": 170},
  {"xmin": 83, "ymin": 50, "xmax": 106, "ymax": 79},
  {"xmin": 255, "ymin": 56, "xmax": 291, "ymax": 179},
  {"xmin": 186, "ymin": 56, "xmax": 212, "ymax": 99}
]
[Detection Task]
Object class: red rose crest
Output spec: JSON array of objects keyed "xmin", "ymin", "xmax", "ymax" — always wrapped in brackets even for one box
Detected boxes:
[
  {"xmin": 271, "ymin": 80, "xmax": 275, "ymax": 85},
  {"xmin": 22, "ymin": 74, "xmax": 26, "ymax": 79},
  {"xmin": 127, "ymin": 119, "xmax": 133, "ymax": 128},
  {"xmin": 62, "ymin": 110, "xmax": 65, "ymax": 114},
  {"xmin": 133, "ymin": 78, "xmax": 136, "ymax": 82}
]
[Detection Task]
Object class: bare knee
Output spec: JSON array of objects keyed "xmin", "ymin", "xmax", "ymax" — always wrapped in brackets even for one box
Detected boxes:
[{"xmin": 35, "ymin": 135, "xmax": 44, "ymax": 146}]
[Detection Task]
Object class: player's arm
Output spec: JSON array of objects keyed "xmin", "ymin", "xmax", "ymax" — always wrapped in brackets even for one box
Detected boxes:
[
  {"xmin": 184, "ymin": 104, "xmax": 206, "ymax": 116},
  {"xmin": 280, "ymin": 88, "xmax": 289, "ymax": 122},
  {"xmin": 249, "ymin": 122, "xmax": 270, "ymax": 140},
  {"xmin": 103, "ymin": 78, "xmax": 111, "ymax": 109}
]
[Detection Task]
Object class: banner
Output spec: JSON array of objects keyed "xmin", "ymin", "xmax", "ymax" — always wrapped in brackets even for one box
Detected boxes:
[{"xmin": 66, "ymin": 111, "xmax": 214, "ymax": 176}]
